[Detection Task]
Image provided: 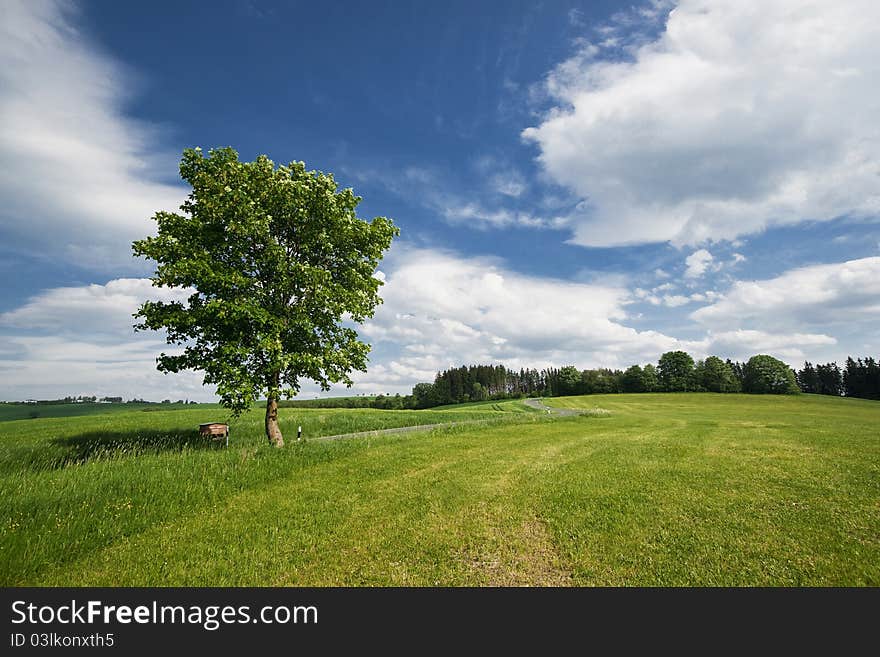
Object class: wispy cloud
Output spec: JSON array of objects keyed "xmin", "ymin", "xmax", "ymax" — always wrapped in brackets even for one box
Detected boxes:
[
  {"xmin": 344, "ymin": 160, "xmax": 564, "ymax": 231},
  {"xmin": 0, "ymin": 0, "xmax": 184, "ymax": 270}
]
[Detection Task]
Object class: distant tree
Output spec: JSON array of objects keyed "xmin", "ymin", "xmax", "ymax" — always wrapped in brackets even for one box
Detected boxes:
[
  {"xmin": 692, "ymin": 360, "xmax": 707, "ymax": 392},
  {"xmin": 843, "ymin": 356, "xmax": 879, "ymax": 400},
  {"xmin": 620, "ymin": 365, "xmax": 647, "ymax": 393},
  {"xmin": 842, "ymin": 358, "xmax": 861, "ymax": 398},
  {"xmin": 797, "ymin": 362, "xmax": 820, "ymax": 393},
  {"xmin": 642, "ymin": 364, "xmax": 659, "ymax": 392},
  {"xmin": 699, "ymin": 356, "xmax": 740, "ymax": 392},
  {"xmin": 133, "ymin": 147, "xmax": 397, "ymax": 446},
  {"xmin": 658, "ymin": 351, "xmax": 695, "ymax": 392},
  {"xmin": 557, "ymin": 366, "xmax": 582, "ymax": 396},
  {"xmin": 603, "ymin": 368, "xmax": 623, "ymax": 393},
  {"xmin": 864, "ymin": 357, "xmax": 880, "ymax": 400},
  {"xmin": 815, "ymin": 362, "xmax": 842, "ymax": 396},
  {"xmin": 726, "ymin": 359, "xmax": 745, "ymax": 388},
  {"xmin": 412, "ymin": 382, "xmax": 436, "ymax": 409},
  {"xmin": 472, "ymin": 382, "xmax": 488, "ymax": 401},
  {"xmin": 742, "ymin": 355, "xmax": 799, "ymax": 394}
]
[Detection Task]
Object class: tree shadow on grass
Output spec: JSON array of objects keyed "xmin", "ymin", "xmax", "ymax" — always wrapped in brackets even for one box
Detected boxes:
[{"xmin": 3, "ymin": 429, "xmax": 224, "ymax": 474}]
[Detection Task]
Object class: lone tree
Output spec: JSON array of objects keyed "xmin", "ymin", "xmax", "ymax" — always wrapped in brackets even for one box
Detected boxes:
[{"xmin": 133, "ymin": 147, "xmax": 397, "ymax": 446}]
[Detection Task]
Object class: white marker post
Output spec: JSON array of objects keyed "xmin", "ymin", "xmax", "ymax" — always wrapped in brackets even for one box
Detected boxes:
[{"xmin": 297, "ymin": 425, "xmax": 302, "ymax": 442}]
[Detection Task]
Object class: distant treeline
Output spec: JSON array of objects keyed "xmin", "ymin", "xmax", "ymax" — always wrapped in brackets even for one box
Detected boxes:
[
  {"xmin": 796, "ymin": 357, "xmax": 879, "ymax": 399},
  {"xmin": 286, "ymin": 351, "xmax": 879, "ymax": 410},
  {"xmin": 411, "ymin": 352, "xmax": 787, "ymax": 408},
  {"xmin": 5, "ymin": 396, "xmax": 199, "ymax": 406}
]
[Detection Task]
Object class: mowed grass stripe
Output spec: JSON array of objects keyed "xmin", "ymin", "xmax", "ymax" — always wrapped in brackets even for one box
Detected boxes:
[
  {"xmin": 0, "ymin": 402, "xmax": 539, "ymax": 584},
  {"xmin": 542, "ymin": 394, "xmax": 879, "ymax": 585},
  {"xmin": 34, "ymin": 420, "xmax": 588, "ymax": 586}
]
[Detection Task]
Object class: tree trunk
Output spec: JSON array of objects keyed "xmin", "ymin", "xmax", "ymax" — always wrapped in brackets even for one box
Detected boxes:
[{"xmin": 265, "ymin": 394, "xmax": 284, "ymax": 447}]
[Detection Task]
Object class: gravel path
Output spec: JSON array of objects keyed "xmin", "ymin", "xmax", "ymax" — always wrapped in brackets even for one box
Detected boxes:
[
  {"xmin": 521, "ymin": 398, "xmax": 583, "ymax": 416},
  {"xmin": 311, "ymin": 398, "xmax": 582, "ymax": 443}
]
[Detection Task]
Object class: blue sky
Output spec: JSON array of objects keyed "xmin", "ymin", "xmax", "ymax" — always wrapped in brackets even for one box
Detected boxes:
[{"xmin": 1, "ymin": 0, "xmax": 879, "ymax": 401}]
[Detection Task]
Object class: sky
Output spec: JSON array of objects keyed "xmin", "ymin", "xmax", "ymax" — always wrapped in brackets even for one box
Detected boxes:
[{"xmin": 1, "ymin": 0, "xmax": 879, "ymax": 402}]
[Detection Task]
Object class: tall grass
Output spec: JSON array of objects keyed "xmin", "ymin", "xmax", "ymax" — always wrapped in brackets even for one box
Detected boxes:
[{"xmin": 0, "ymin": 401, "xmax": 539, "ymax": 583}]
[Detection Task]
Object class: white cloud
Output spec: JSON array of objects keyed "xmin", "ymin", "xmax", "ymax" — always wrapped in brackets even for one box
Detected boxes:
[
  {"xmin": 361, "ymin": 246, "xmax": 683, "ymax": 379},
  {"xmin": 633, "ymin": 287, "xmax": 661, "ymax": 305},
  {"xmin": 687, "ymin": 329, "xmax": 837, "ymax": 364},
  {"xmin": 662, "ymin": 294, "xmax": 690, "ymax": 307},
  {"xmin": 441, "ymin": 203, "xmax": 564, "ymax": 229},
  {"xmin": 0, "ymin": 0, "xmax": 184, "ymax": 269},
  {"xmin": 688, "ymin": 290, "xmax": 718, "ymax": 303},
  {"xmin": 692, "ymin": 256, "xmax": 880, "ymax": 330},
  {"xmin": 346, "ymin": 162, "xmax": 560, "ymax": 231},
  {"xmin": 684, "ymin": 248, "xmax": 714, "ymax": 278},
  {"xmin": 0, "ymin": 278, "xmax": 189, "ymax": 337},
  {"xmin": 523, "ymin": 0, "xmax": 880, "ymax": 247},
  {"xmin": 0, "ymin": 278, "xmax": 209, "ymax": 401},
  {"xmin": 489, "ymin": 170, "xmax": 527, "ymax": 198}
]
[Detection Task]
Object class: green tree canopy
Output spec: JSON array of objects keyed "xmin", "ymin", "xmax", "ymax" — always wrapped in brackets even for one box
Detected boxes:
[
  {"xmin": 557, "ymin": 366, "xmax": 583, "ymax": 396},
  {"xmin": 742, "ymin": 355, "xmax": 799, "ymax": 395},
  {"xmin": 797, "ymin": 361, "xmax": 820, "ymax": 393},
  {"xmin": 133, "ymin": 147, "xmax": 397, "ymax": 446},
  {"xmin": 658, "ymin": 350, "xmax": 695, "ymax": 392},
  {"xmin": 620, "ymin": 364, "xmax": 647, "ymax": 393},
  {"xmin": 699, "ymin": 356, "xmax": 740, "ymax": 393},
  {"xmin": 642, "ymin": 364, "xmax": 659, "ymax": 392}
]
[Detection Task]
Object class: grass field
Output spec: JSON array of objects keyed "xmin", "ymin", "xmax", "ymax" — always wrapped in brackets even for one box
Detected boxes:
[
  {"xmin": 1, "ymin": 393, "xmax": 877, "ymax": 586},
  {"xmin": 0, "ymin": 401, "xmax": 195, "ymax": 423}
]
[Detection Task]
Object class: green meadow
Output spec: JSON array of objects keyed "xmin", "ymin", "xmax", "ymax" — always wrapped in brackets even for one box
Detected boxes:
[{"xmin": 1, "ymin": 394, "xmax": 877, "ymax": 586}]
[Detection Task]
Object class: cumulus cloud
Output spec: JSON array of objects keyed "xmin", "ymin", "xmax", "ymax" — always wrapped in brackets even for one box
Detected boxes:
[
  {"xmin": 662, "ymin": 294, "xmax": 690, "ymax": 308},
  {"xmin": 523, "ymin": 0, "xmax": 880, "ymax": 247},
  {"xmin": 684, "ymin": 249, "xmax": 714, "ymax": 279},
  {"xmin": 360, "ymin": 246, "xmax": 684, "ymax": 377},
  {"xmin": 691, "ymin": 256, "xmax": 880, "ymax": 330},
  {"xmin": 0, "ymin": 0, "xmax": 184, "ymax": 269}
]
